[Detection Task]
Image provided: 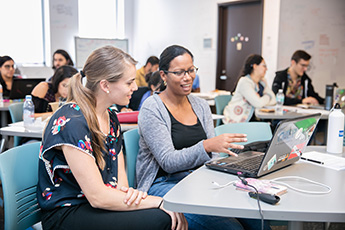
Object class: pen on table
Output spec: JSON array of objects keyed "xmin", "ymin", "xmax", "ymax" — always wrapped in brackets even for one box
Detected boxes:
[{"xmin": 301, "ymin": 157, "xmax": 324, "ymax": 165}]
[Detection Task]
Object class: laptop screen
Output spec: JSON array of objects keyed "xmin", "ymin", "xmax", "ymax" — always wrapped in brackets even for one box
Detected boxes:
[
  {"xmin": 257, "ymin": 113, "xmax": 321, "ymax": 177},
  {"xmin": 9, "ymin": 78, "xmax": 45, "ymax": 99}
]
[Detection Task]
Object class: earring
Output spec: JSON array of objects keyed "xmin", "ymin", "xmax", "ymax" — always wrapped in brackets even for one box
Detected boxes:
[
  {"xmin": 106, "ymin": 90, "xmax": 110, "ymax": 94},
  {"xmin": 164, "ymin": 81, "xmax": 167, "ymax": 86}
]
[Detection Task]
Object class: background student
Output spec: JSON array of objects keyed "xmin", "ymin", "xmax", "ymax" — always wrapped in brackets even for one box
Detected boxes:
[
  {"xmin": 136, "ymin": 45, "xmax": 269, "ymax": 230},
  {"xmin": 37, "ymin": 46, "xmax": 187, "ymax": 230},
  {"xmin": 0, "ymin": 55, "xmax": 21, "ymax": 98},
  {"xmin": 46, "ymin": 49, "xmax": 75, "ymax": 82},
  {"xmin": 138, "ymin": 71, "xmax": 166, "ymax": 110},
  {"xmin": 272, "ymin": 50, "xmax": 324, "ymax": 105},
  {"xmin": 135, "ymin": 56, "xmax": 159, "ymax": 87},
  {"xmin": 223, "ymin": 54, "xmax": 276, "ymax": 123},
  {"xmin": 31, "ymin": 65, "xmax": 78, "ymax": 117}
]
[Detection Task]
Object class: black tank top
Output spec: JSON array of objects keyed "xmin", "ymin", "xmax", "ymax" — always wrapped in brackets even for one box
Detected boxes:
[{"xmin": 156, "ymin": 106, "xmax": 207, "ymax": 178}]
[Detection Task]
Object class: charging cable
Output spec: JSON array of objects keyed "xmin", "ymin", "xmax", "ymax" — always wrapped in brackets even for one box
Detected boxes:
[{"xmin": 270, "ymin": 176, "xmax": 332, "ymax": 194}]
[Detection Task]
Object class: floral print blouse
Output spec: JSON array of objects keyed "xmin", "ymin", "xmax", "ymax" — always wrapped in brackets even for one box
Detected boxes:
[{"xmin": 37, "ymin": 102, "xmax": 122, "ymax": 210}]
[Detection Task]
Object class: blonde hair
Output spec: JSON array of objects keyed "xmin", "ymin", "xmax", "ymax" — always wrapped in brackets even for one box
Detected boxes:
[{"xmin": 67, "ymin": 46, "xmax": 137, "ymax": 169}]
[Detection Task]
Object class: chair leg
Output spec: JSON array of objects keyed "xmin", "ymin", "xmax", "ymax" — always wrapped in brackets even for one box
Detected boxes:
[
  {"xmin": 0, "ymin": 138, "xmax": 5, "ymax": 153},
  {"xmin": 324, "ymin": 222, "xmax": 330, "ymax": 230}
]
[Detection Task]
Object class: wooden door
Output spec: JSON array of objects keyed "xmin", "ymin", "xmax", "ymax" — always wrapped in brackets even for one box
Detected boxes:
[{"xmin": 216, "ymin": 0, "xmax": 263, "ymax": 92}]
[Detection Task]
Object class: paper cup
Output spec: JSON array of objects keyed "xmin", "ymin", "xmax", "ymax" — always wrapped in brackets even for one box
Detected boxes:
[{"xmin": 49, "ymin": 102, "xmax": 60, "ymax": 112}]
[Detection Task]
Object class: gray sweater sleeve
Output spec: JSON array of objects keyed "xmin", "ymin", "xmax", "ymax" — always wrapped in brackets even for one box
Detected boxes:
[{"xmin": 136, "ymin": 94, "xmax": 214, "ymax": 192}]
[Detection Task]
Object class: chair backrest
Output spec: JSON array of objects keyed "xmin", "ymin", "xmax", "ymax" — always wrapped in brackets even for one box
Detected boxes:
[
  {"xmin": 8, "ymin": 102, "xmax": 24, "ymax": 146},
  {"xmin": 123, "ymin": 128, "xmax": 140, "ymax": 188},
  {"xmin": 0, "ymin": 142, "xmax": 42, "ymax": 230},
  {"xmin": 214, "ymin": 95, "xmax": 232, "ymax": 126},
  {"xmin": 215, "ymin": 122, "xmax": 272, "ymax": 156},
  {"xmin": 8, "ymin": 102, "xmax": 24, "ymax": 123}
]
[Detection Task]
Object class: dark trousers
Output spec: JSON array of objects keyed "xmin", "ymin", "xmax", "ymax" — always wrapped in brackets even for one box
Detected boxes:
[{"xmin": 41, "ymin": 202, "xmax": 171, "ymax": 230}]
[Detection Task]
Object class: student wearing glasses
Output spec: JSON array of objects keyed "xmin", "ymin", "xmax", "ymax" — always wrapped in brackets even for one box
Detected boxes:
[
  {"xmin": 272, "ymin": 50, "xmax": 324, "ymax": 105},
  {"xmin": 223, "ymin": 54, "xmax": 276, "ymax": 123},
  {"xmin": 37, "ymin": 46, "xmax": 187, "ymax": 230},
  {"xmin": 136, "ymin": 45, "xmax": 269, "ymax": 229},
  {"xmin": 0, "ymin": 55, "xmax": 21, "ymax": 98}
]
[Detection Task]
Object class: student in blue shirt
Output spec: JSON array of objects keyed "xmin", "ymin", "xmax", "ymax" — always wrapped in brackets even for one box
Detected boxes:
[{"xmin": 138, "ymin": 71, "xmax": 166, "ymax": 110}]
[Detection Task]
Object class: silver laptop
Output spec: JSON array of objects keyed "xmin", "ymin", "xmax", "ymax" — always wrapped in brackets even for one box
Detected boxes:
[{"xmin": 205, "ymin": 113, "xmax": 321, "ymax": 178}]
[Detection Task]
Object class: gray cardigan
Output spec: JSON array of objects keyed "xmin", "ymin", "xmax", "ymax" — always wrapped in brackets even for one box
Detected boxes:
[{"xmin": 136, "ymin": 94, "xmax": 215, "ymax": 192}]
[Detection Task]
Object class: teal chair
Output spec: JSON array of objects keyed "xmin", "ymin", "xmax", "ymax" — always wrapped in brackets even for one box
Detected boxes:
[
  {"xmin": 215, "ymin": 122, "xmax": 272, "ymax": 157},
  {"xmin": 215, "ymin": 122, "xmax": 272, "ymax": 144},
  {"xmin": 0, "ymin": 142, "xmax": 42, "ymax": 230},
  {"xmin": 214, "ymin": 94, "xmax": 232, "ymax": 126},
  {"xmin": 8, "ymin": 102, "xmax": 24, "ymax": 146},
  {"xmin": 123, "ymin": 128, "xmax": 140, "ymax": 188}
]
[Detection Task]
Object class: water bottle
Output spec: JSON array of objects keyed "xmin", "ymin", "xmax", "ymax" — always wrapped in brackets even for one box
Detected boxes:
[
  {"xmin": 325, "ymin": 84, "xmax": 334, "ymax": 111},
  {"xmin": 23, "ymin": 95, "xmax": 35, "ymax": 129},
  {"xmin": 275, "ymin": 89, "xmax": 284, "ymax": 115},
  {"xmin": 0, "ymin": 84, "xmax": 3, "ymax": 106},
  {"xmin": 327, "ymin": 103, "xmax": 344, "ymax": 154}
]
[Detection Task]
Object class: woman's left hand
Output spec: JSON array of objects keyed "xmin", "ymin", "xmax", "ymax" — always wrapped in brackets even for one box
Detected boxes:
[
  {"xmin": 120, "ymin": 186, "xmax": 148, "ymax": 206},
  {"xmin": 203, "ymin": 133, "xmax": 247, "ymax": 157}
]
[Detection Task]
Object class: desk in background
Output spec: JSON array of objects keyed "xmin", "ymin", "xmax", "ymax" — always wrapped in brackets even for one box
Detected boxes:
[
  {"xmin": 0, "ymin": 121, "xmax": 138, "ymax": 153},
  {"xmin": 163, "ymin": 146, "xmax": 345, "ymax": 230},
  {"xmin": 191, "ymin": 91, "xmax": 231, "ymax": 107},
  {"xmin": 255, "ymin": 106, "xmax": 330, "ymax": 120}
]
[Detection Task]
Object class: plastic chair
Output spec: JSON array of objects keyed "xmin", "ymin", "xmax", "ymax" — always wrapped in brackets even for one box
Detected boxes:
[
  {"xmin": 123, "ymin": 128, "xmax": 140, "ymax": 188},
  {"xmin": 8, "ymin": 102, "xmax": 24, "ymax": 146},
  {"xmin": 0, "ymin": 142, "xmax": 42, "ymax": 230},
  {"xmin": 214, "ymin": 94, "xmax": 232, "ymax": 126},
  {"xmin": 215, "ymin": 122, "xmax": 272, "ymax": 157}
]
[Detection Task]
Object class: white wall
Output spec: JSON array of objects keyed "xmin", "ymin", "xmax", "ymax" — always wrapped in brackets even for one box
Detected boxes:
[{"xmin": 129, "ymin": 0, "xmax": 281, "ymax": 93}]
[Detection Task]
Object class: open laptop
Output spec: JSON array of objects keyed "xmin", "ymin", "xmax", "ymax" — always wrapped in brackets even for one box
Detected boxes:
[
  {"xmin": 9, "ymin": 78, "xmax": 45, "ymax": 99},
  {"xmin": 205, "ymin": 113, "xmax": 321, "ymax": 178}
]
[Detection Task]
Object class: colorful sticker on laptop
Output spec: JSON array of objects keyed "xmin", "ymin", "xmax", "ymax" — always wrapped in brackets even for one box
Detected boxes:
[
  {"xmin": 277, "ymin": 153, "xmax": 289, "ymax": 163},
  {"xmin": 267, "ymin": 154, "xmax": 277, "ymax": 170},
  {"xmin": 288, "ymin": 145, "xmax": 300, "ymax": 160}
]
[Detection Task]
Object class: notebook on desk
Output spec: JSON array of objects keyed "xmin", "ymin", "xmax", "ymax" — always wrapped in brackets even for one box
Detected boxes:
[
  {"xmin": 205, "ymin": 113, "xmax": 321, "ymax": 178},
  {"xmin": 9, "ymin": 78, "xmax": 44, "ymax": 99}
]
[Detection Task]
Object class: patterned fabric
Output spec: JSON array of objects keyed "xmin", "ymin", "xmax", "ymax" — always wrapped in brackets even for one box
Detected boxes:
[
  {"xmin": 37, "ymin": 102, "xmax": 122, "ymax": 210},
  {"xmin": 286, "ymin": 74, "xmax": 303, "ymax": 100},
  {"xmin": 44, "ymin": 83, "xmax": 56, "ymax": 103}
]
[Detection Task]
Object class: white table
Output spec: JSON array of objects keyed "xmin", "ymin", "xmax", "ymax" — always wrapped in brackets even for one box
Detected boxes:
[
  {"xmin": 0, "ymin": 121, "xmax": 138, "ymax": 152},
  {"xmin": 163, "ymin": 146, "xmax": 345, "ymax": 230},
  {"xmin": 255, "ymin": 106, "xmax": 330, "ymax": 120}
]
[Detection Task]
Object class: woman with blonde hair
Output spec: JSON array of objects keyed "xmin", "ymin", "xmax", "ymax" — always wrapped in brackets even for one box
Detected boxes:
[{"xmin": 37, "ymin": 46, "xmax": 187, "ymax": 230}]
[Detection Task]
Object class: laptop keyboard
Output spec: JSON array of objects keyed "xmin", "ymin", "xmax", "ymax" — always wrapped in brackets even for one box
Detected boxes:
[
  {"xmin": 226, "ymin": 155, "xmax": 264, "ymax": 172},
  {"xmin": 230, "ymin": 140, "xmax": 270, "ymax": 154}
]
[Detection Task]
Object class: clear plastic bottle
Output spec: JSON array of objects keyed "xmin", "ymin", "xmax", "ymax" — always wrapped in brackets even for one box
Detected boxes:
[
  {"xmin": 275, "ymin": 89, "xmax": 284, "ymax": 115},
  {"xmin": 23, "ymin": 95, "xmax": 35, "ymax": 129},
  {"xmin": 327, "ymin": 103, "xmax": 344, "ymax": 153},
  {"xmin": 0, "ymin": 84, "xmax": 3, "ymax": 106}
]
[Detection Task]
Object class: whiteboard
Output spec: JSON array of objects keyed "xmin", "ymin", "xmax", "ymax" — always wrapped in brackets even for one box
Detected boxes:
[
  {"xmin": 75, "ymin": 37, "xmax": 128, "ymax": 68},
  {"xmin": 277, "ymin": 0, "xmax": 345, "ymax": 97}
]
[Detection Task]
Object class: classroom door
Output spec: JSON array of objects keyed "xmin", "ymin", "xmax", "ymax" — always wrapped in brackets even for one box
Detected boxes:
[{"xmin": 216, "ymin": 1, "xmax": 263, "ymax": 92}]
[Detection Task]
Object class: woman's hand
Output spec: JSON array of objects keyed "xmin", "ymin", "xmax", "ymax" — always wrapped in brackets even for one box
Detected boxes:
[
  {"xmin": 203, "ymin": 133, "xmax": 247, "ymax": 156},
  {"xmin": 159, "ymin": 203, "xmax": 188, "ymax": 230},
  {"xmin": 120, "ymin": 186, "xmax": 148, "ymax": 206}
]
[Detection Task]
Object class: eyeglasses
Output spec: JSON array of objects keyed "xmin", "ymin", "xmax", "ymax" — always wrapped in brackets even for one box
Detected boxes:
[
  {"xmin": 164, "ymin": 67, "xmax": 198, "ymax": 78},
  {"xmin": 298, "ymin": 62, "xmax": 311, "ymax": 71},
  {"xmin": 3, "ymin": 64, "xmax": 15, "ymax": 70}
]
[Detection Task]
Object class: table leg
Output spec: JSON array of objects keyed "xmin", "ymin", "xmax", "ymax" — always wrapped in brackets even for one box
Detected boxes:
[{"xmin": 288, "ymin": 221, "xmax": 303, "ymax": 230}]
